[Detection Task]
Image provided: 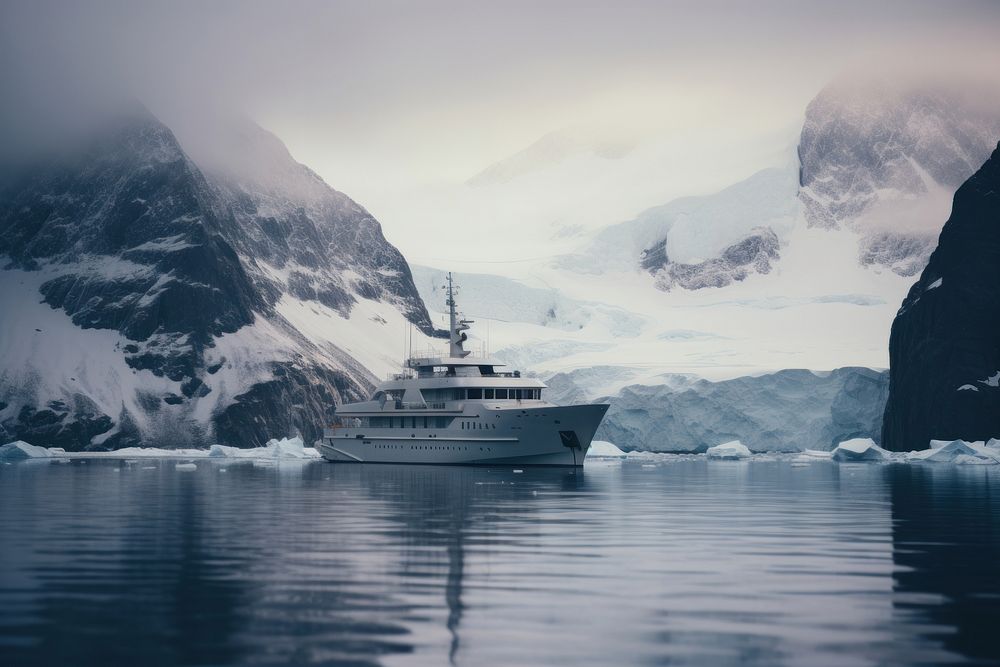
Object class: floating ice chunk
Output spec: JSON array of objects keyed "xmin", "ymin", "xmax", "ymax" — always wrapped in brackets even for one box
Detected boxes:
[
  {"xmin": 909, "ymin": 439, "xmax": 1000, "ymax": 463},
  {"xmin": 208, "ymin": 436, "xmax": 319, "ymax": 460},
  {"xmin": 831, "ymin": 438, "xmax": 889, "ymax": 462},
  {"xmin": 800, "ymin": 449, "xmax": 833, "ymax": 459},
  {"xmin": 587, "ymin": 440, "xmax": 626, "ymax": 458},
  {"xmin": 0, "ymin": 441, "xmax": 53, "ymax": 461},
  {"xmin": 706, "ymin": 440, "xmax": 752, "ymax": 460},
  {"xmin": 926, "ymin": 278, "xmax": 943, "ymax": 290},
  {"xmin": 953, "ymin": 454, "xmax": 994, "ymax": 465},
  {"xmin": 265, "ymin": 436, "xmax": 316, "ymax": 459},
  {"xmin": 208, "ymin": 445, "xmax": 238, "ymax": 458},
  {"xmin": 957, "ymin": 384, "xmax": 979, "ymax": 392},
  {"xmin": 102, "ymin": 446, "xmax": 206, "ymax": 458},
  {"xmin": 175, "ymin": 462, "xmax": 197, "ymax": 471}
]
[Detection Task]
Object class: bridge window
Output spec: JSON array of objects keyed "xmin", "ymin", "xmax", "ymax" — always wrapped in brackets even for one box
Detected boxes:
[
  {"xmin": 484, "ymin": 388, "xmax": 494, "ymax": 399},
  {"xmin": 468, "ymin": 388, "xmax": 482, "ymax": 399},
  {"xmin": 495, "ymin": 389, "xmax": 508, "ymax": 399}
]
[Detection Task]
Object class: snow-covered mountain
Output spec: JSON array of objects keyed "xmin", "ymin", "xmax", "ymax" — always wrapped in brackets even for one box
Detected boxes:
[
  {"xmin": 0, "ymin": 107, "xmax": 437, "ymax": 450},
  {"xmin": 397, "ymin": 74, "xmax": 1000, "ymax": 398},
  {"xmin": 558, "ymin": 75, "xmax": 1000, "ymax": 293},
  {"xmin": 799, "ymin": 77, "xmax": 1000, "ymax": 276},
  {"xmin": 571, "ymin": 164, "xmax": 799, "ymax": 280}
]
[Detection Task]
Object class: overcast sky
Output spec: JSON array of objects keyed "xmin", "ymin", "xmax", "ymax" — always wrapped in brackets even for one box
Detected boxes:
[{"xmin": 3, "ymin": 0, "xmax": 999, "ymax": 256}]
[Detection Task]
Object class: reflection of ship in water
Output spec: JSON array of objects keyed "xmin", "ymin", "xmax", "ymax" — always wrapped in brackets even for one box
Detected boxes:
[
  {"xmin": 346, "ymin": 463, "xmax": 588, "ymax": 663},
  {"xmin": 889, "ymin": 465, "xmax": 1000, "ymax": 664}
]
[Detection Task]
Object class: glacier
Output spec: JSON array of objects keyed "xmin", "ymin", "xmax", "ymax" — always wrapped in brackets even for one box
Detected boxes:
[{"xmin": 584, "ymin": 367, "xmax": 890, "ymax": 453}]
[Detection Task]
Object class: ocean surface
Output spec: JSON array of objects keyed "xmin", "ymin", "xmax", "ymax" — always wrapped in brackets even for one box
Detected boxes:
[{"xmin": 2, "ymin": 456, "xmax": 999, "ymax": 666}]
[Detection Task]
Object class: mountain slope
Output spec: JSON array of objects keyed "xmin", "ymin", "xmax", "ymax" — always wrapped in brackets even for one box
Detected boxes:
[
  {"xmin": 799, "ymin": 77, "xmax": 1000, "ymax": 276},
  {"xmin": 0, "ymin": 108, "xmax": 434, "ymax": 449},
  {"xmin": 882, "ymin": 142, "xmax": 1000, "ymax": 450}
]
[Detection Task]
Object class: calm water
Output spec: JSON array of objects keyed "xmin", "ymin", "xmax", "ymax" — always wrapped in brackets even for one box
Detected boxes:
[{"xmin": 2, "ymin": 457, "xmax": 999, "ymax": 666}]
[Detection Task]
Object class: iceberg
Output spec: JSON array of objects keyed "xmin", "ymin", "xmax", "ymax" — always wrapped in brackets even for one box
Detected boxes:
[
  {"xmin": 908, "ymin": 439, "xmax": 1000, "ymax": 464},
  {"xmin": 209, "ymin": 436, "xmax": 318, "ymax": 460},
  {"xmin": 0, "ymin": 441, "xmax": 53, "ymax": 462},
  {"xmin": 831, "ymin": 438, "xmax": 890, "ymax": 462},
  {"xmin": 952, "ymin": 454, "xmax": 994, "ymax": 465},
  {"xmin": 706, "ymin": 440, "xmax": 752, "ymax": 460},
  {"xmin": 587, "ymin": 440, "xmax": 627, "ymax": 458}
]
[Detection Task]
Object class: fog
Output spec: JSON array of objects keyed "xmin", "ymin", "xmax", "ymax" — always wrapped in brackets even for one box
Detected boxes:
[{"xmin": 2, "ymin": 0, "xmax": 999, "ymax": 257}]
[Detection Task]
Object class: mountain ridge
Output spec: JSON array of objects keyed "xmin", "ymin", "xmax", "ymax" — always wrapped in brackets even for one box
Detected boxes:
[{"xmin": 0, "ymin": 106, "xmax": 436, "ymax": 450}]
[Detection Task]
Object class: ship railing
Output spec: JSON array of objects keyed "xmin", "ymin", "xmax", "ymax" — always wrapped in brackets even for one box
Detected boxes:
[{"xmin": 412, "ymin": 370, "xmax": 522, "ymax": 378}]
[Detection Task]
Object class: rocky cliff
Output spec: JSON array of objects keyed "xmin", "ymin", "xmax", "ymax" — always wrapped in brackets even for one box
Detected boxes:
[
  {"xmin": 0, "ymin": 107, "xmax": 435, "ymax": 450},
  {"xmin": 882, "ymin": 142, "xmax": 1000, "ymax": 450}
]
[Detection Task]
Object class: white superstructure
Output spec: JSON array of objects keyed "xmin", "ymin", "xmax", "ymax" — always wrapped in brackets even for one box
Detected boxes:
[{"xmin": 318, "ymin": 273, "xmax": 609, "ymax": 466}]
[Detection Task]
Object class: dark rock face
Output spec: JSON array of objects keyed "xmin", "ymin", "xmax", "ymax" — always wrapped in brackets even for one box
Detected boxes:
[
  {"xmin": 0, "ymin": 108, "xmax": 434, "ymax": 450},
  {"xmin": 213, "ymin": 362, "xmax": 367, "ymax": 449},
  {"xmin": 580, "ymin": 367, "xmax": 889, "ymax": 452},
  {"xmin": 882, "ymin": 143, "xmax": 1000, "ymax": 450},
  {"xmin": 643, "ymin": 227, "xmax": 779, "ymax": 291}
]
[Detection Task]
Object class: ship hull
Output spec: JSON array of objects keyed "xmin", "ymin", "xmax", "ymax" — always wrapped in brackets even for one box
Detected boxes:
[{"xmin": 318, "ymin": 403, "xmax": 608, "ymax": 467}]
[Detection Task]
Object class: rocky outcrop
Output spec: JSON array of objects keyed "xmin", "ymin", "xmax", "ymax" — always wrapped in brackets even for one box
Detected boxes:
[
  {"xmin": 0, "ymin": 107, "xmax": 434, "ymax": 449},
  {"xmin": 644, "ymin": 226, "xmax": 780, "ymax": 291},
  {"xmin": 882, "ymin": 143, "xmax": 1000, "ymax": 450}
]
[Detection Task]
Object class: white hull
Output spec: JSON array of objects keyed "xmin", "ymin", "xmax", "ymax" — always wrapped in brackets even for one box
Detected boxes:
[{"xmin": 319, "ymin": 403, "xmax": 608, "ymax": 467}]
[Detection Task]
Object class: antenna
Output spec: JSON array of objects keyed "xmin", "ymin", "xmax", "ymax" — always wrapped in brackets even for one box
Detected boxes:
[{"xmin": 446, "ymin": 271, "xmax": 473, "ymax": 358}]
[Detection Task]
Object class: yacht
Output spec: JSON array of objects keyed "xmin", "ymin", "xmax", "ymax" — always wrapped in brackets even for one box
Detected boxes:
[{"xmin": 318, "ymin": 273, "xmax": 609, "ymax": 466}]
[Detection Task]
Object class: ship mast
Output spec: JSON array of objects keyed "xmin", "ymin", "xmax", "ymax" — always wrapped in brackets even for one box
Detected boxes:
[{"xmin": 446, "ymin": 272, "xmax": 472, "ymax": 358}]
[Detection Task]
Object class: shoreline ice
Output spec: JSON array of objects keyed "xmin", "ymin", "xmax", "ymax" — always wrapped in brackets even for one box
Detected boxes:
[
  {"xmin": 3, "ymin": 436, "xmax": 1000, "ymax": 466},
  {"xmin": 0, "ymin": 437, "xmax": 319, "ymax": 462}
]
